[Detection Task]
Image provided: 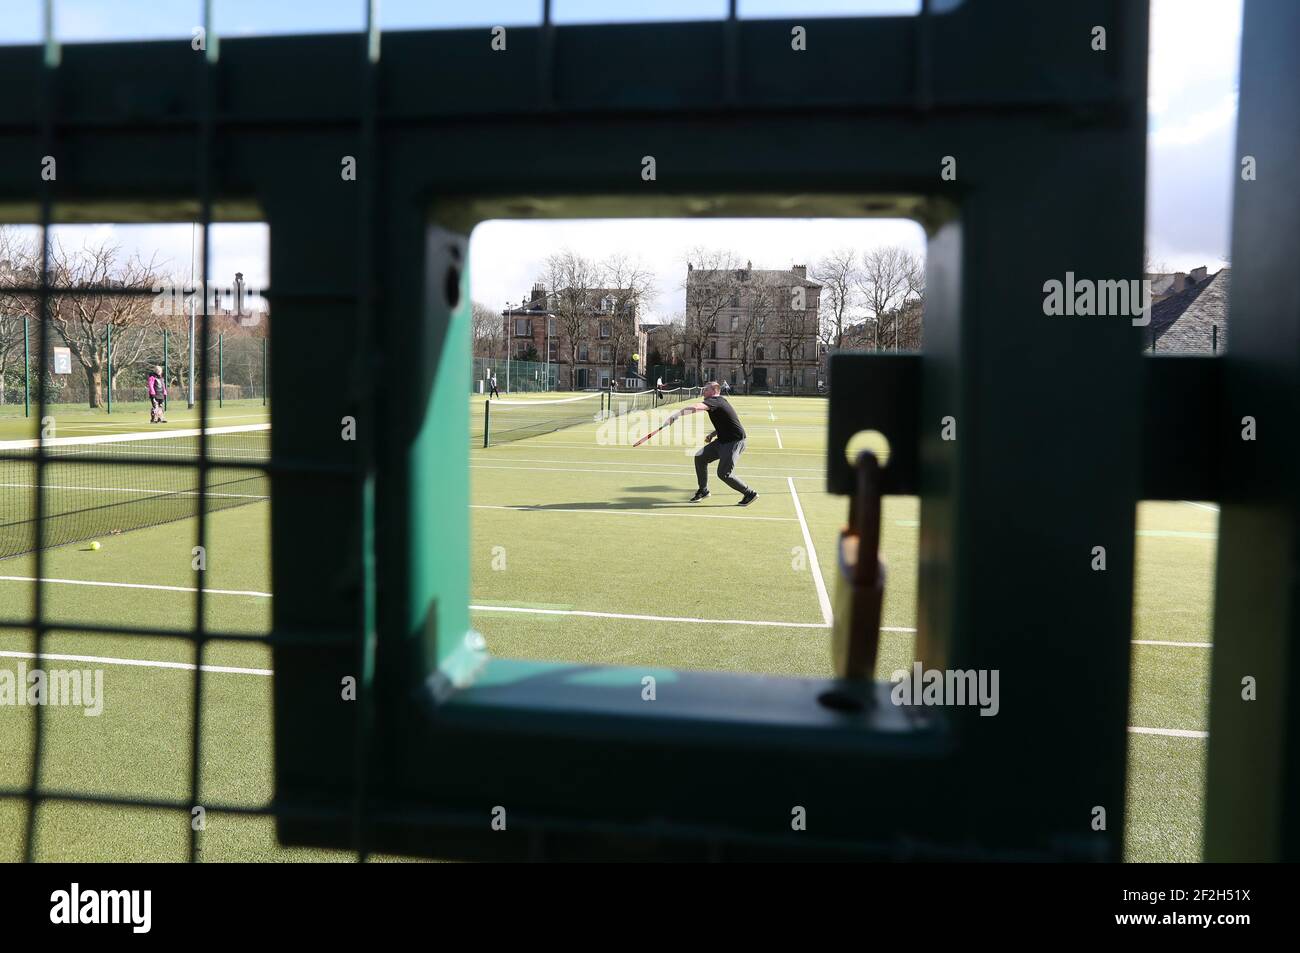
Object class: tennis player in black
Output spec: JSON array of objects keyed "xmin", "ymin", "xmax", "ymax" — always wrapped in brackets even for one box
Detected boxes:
[{"xmin": 661, "ymin": 381, "xmax": 758, "ymax": 506}]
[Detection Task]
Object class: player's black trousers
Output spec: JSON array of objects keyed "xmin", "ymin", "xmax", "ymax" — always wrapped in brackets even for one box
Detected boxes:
[{"xmin": 695, "ymin": 439, "xmax": 753, "ymax": 495}]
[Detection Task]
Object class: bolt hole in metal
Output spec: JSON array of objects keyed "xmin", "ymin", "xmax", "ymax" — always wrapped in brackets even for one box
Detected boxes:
[
  {"xmin": 817, "ymin": 689, "xmax": 866, "ymax": 714},
  {"xmin": 445, "ymin": 244, "xmax": 464, "ymax": 309},
  {"xmin": 445, "ymin": 265, "xmax": 462, "ymax": 309},
  {"xmin": 845, "ymin": 429, "xmax": 891, "ymax": 469}
]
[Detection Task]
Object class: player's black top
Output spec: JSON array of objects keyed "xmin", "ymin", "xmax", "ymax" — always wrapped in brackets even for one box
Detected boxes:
[{"xmin": 702, "ymin": 395, "xmax": 746, "ymax": 442}]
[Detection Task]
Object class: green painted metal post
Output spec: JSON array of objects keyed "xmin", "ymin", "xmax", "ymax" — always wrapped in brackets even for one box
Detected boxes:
[
  {"xmin": 218, "ymin": 332, "xmax": 224, "ymax": 409},
  {"xmin": 22, "ymin": 316, "xmax": 29, "ymax": 418},
  {"xmin": 262, "ymin": 338, "xmax": 267, "ymax": 406},
  {"xmin": 105, "ymin": 325, "xmax": 112, "ymax": 414}
]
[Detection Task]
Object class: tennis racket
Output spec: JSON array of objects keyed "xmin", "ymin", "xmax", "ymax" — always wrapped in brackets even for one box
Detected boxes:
[{"xmin": 632, "ymin": 426, "xmax": 665, "ymax": 447}]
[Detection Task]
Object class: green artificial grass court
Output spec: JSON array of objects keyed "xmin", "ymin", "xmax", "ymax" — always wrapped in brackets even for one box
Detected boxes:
[
  {"xmin": 0, "ymin": 399, "xmax": 270, "ymax": 441},
  {"xmin": 0, "ymin": 395, "xmax": 1212, "ymax": 861}
]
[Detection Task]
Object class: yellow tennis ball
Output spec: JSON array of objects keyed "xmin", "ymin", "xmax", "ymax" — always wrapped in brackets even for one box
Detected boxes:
[
  {"xmin": 90, "ymin": 541, "xmax": 101, "ymax": 551},
  {"xmin": 632, "ymin": 353, "xmax": 639, "ymax": 361}
]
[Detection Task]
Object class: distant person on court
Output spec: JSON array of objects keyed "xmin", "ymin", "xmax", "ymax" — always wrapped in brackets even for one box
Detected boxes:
[
  {"xmin": 655, "ymin": 375, "xmax": 665, "ymax": 402},
  {"xmin": 721, "ymin": 380, "xmax": 731, "ymax": 395},
  {"xmin": 661, "ymin": 381, "xmax": 757, "ymax": 506},
  {"xmin": 488, "ymin": 372, "xmax": 500, "ymax": 398},
  {"xmin": 147, "ymin": 365, "xmax": 168, "ymax": 423}
]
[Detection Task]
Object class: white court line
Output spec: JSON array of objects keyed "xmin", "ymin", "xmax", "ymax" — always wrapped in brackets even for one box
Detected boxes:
[
  {"xmin": 472, "ymin": 504, "xmax": 795, "ymax": 523},
  {"xmin": 878, "ymin": 626, "xmax": 1212, "ymax": 649},
  {"xmin": 0, "ymin": 577, "xmax": 1216, "ymax": 649},
  {"xmin": 774, "ymin": 429, "xmax": 784, "ymax": 449},
  {"xmin": 0, "ymin": 576, "xmax": 270, "ymax": 598},
  {"xmin": 1128, "ymin": 726, "xmax": 1207, "ymax": 739},
  {"xmin": 471, "ymin": 604, "xmax": 830, "ymax": 629},
  {"xmin": 0, "ymin": 650, "xmax": 271, "ymax": 677},
  {"xmin": 786, "ymin": 477, "xmax": 833, "ymax": 626},
  {"xmin": 0, "ymin": 649, "xmax": 1212, "ymax": 741},
  {"xmin": 1181, "ymin": 501, "xmax": 1219, "ymax": 512}
]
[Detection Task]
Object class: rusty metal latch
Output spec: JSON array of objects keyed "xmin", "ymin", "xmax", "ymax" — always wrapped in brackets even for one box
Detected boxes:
[{"xmin": 831, "ymin": 450, "xmax": 886, "ymax": 680}]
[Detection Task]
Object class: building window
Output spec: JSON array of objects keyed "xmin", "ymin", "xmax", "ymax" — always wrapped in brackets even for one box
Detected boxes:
[
  {"xmin": 599, "ymin": 321, "xmax": 611, "ymax": 339},
  {"xmin": 730, "ymin": 293, "xmax": 740, "ymax": 308},
  {"xmin": 578, "ymin": 344, "xmax": 589, "ymax": 361},
  {"xmin": 600, "ymin": 346, "xmax": 613, "ymax": 363},
  {"xmin": 756, "ymin": 317, "xmax": 765, "ymax": 333},
  {"xmin": 514, "ymin": 318, "xmax": 531, "ymax": 337},
  {"xmin": 756, "ymin": 345, "xmax": 764, "ymax": 360},
  {"xmin": 548, "ymin": 341, "xmax": 558, "ymax": 361},
  {"xmin": 730, "ymin": 314, "xmax": 739, "ymax": 331},
  {"xmin": 708, "ymin": 341, "xmax": 717, "ymax": 359},
  {"xmin": 547, "ymin": 317, "xmax": 556, "ymax": 336},
  {"xmin": 601, "ymin": 296, "xmax": 615, "ymax": 312}
]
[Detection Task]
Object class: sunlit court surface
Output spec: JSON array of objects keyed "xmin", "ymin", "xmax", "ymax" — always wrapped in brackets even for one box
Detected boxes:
[
  {"xmin": 468, "ymin": 392, "xmax": 1216, "ymax": 862},
  {"xmin": 1, "ymin": 389, "xmax": 1213, "ymax": 861}
]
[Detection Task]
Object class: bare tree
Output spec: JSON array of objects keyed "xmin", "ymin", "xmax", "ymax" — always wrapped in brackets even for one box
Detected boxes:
[
  {"xmin": 899, "ymin": 252, "xmax": 926, "ymax": 350},
  {"xmin": 0, "ymin": 228, "xmax": 41, "ymax": 407},
  {"xmin": 682, "ymin": 248, "xmax": 742, "ymax": 385},
  {"xmin": 600, "ymin": 254, "xmax": 656, "ymax": 384},
  {"xmin": 471, "ymin": 300, "xmax": 503, "ymax": 358},
  {"xmin": 47, "ymin": 240, "xmax": 165, "ymax": 408},
  {"xmin": 734, "ymin": 271, "xmax": 783, "ymax": 394},
  {"xmin": 812, "ymin": 248, "xmax": 859, "ymax": 351},
  {"xmin": 858, "ymin": 246, "xmax": 914, "ymax": 351},
  {"xmin": 773, "ymin": 296, "xmax": 816, "ymax": 395},
  {"xmin": 544, "ymin": 249, "xmax": 599, "ymax": 389}
]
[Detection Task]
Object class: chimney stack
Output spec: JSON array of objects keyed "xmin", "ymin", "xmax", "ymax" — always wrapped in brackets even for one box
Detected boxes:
[{"xmin": 792, "ymin": 264, "xmax": 807, "ymax": 278}]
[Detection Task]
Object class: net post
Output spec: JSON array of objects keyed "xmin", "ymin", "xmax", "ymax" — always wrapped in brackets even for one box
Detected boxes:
[
  {"xmin": 105, "ymin": 324, "xmax": 112, "ymax": 414},
  {"xmin": 218, "ymin": 331, "xmax": 224, "ymax": 408},
  {"xmin": 188, "ymin": 309, "xmax": 196, "ymax": 409},
  {"xmin": 23, "ymin": 316, "xmax": 30, "ymax": 418},
  {"xmin": 163, "ymin": 329, "xmax": 169, "ymax": 412},
  {"xmin": 262, "ymin": 338, "xmax": 267, "ymax": 405},
  {"xmin": 483, "ymin": 398, "xmax": 490, "ymax": 448}
]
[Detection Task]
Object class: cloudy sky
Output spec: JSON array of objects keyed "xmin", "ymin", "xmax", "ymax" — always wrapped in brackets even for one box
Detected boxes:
[{"xmin": 1, "ymin": 0, "xmax": 1243, "ymax": 323}]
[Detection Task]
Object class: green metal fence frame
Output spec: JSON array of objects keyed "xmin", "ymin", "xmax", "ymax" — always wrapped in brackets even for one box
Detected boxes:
[{"xmin": 0, "ymin": 0, "xmax": 1295, "ymax": 862}]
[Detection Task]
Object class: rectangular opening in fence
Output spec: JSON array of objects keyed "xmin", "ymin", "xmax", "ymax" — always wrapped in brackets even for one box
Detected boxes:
[{"xmin": 467, "ymin": 216, "xmax": 925, "ymax": 678}]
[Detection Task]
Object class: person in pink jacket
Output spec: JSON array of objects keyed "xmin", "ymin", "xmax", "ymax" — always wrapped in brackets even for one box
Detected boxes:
[{"xmin": 147, "ymin": 365, "xmax": 168, "ymax": 423}]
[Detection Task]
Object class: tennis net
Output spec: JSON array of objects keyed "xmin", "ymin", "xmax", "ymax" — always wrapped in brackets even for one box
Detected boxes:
[
  {"xmin": 480, "ymin": 391, "xmax": 607, "ymax": 447},
  {"xmin": 0, "ymin": 423, "xmax": 270, "ymax": 560},
  {"xmin": 606, "ymin": 386, "xmax": 702, "ymax": 420},
  {"xmin": 479, "ymin": 386, "xmax": 706, "ymax": 447}
]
